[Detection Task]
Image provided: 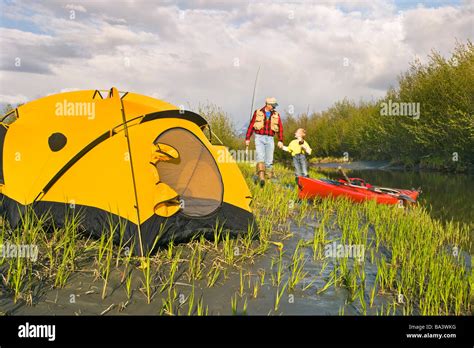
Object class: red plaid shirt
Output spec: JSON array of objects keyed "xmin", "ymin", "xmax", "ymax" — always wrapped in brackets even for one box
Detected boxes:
[{"xmin": 245, "ymin": 107, "xmax": 284, "ymax": 142}]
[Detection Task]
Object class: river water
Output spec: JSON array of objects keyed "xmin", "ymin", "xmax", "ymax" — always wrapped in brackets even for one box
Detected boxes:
[
  {"xmin": 2, "ymin": 162, "xmax": 471, "ymax": 316},
  {"xmin": 316, "ymin": 163, "xmax": 473, "ymax": 251}
]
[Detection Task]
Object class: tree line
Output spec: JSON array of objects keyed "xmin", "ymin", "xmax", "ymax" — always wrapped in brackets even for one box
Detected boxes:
[
  {"xmin": 2, "ymin": 41, "xmax": 472, "ymax": 171},
  {"xmin": 278, "ymin": 41, "xmax": 473, "ymax": 171}
]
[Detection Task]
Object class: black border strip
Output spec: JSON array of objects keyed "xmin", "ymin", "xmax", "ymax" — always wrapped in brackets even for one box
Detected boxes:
[{"xmin": 0, "ymin": 315, "xmax": 471, "ymax": 345}]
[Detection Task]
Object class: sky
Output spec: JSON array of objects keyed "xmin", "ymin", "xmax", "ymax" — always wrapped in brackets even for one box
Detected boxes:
[{"xmin": 0, "ymin": 0, "xmax": 472, "ymax": 129}]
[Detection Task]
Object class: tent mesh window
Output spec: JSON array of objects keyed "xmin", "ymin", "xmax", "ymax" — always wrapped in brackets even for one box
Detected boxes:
[
  {"xmin": 154, "ymin": 128, "xmax": 223, "ymax": 217},
  {"xmin": 0, "ymin": 110, "xmax": 18, "ymax": 125}
]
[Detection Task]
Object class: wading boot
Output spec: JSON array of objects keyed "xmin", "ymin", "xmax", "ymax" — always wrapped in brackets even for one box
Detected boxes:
[
  {"xmin": 266, "ymin": 169, "xmax": 273, "ymax": 180},
  {"xmin": 256, "ymin": 162, "xmax": 266, "ymax": 188}
]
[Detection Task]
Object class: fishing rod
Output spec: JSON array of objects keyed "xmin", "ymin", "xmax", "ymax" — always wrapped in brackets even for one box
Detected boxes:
[
  {"xmin": 250, "ymin": 66, "xmax": 261, "ymax": 122},
  {"xmin": 246, "ymin": 66, "xmax": 260, "ymax": 160}
]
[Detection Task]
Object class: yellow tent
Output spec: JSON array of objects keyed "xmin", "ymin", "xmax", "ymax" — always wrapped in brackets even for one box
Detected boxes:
[{"xmin": 0, "ymin": 88, "xmax": 255, "ymax": 255}]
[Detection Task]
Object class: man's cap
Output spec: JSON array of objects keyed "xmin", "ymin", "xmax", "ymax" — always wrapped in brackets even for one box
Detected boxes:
[{"xmin": 265, "ymin": 97, "xmax": 278, "ymax": 107}]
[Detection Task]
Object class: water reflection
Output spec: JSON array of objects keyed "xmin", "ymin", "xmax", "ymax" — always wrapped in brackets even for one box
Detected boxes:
[{"xmin": 320, "ymin": 168, "xmax": 473, "ymax": 251}]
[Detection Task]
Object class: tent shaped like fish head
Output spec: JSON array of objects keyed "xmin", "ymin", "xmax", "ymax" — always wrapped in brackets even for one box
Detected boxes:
[{"xmin": 0, "ymin": 88, "xmax": 256, "ymax": 255}]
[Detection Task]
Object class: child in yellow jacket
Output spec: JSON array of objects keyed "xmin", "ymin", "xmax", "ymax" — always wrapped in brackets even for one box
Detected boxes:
[{"xmin": 282, "ymin": 128, "xmax": 312, "ymax": 182}]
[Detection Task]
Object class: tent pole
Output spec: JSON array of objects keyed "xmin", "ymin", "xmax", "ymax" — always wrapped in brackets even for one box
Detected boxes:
[
  {"xmin": 210, "ymin": 130, "xmax": 224, "ymax": 145},
  {"xmin": 119, "ymin": 97, "xmax": 145, "ymax": 257}
]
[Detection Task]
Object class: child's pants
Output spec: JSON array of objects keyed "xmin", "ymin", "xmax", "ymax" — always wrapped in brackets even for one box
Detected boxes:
[{"xmin": 293, "ymin": 154, "xmax": 308, "ymax": 177}]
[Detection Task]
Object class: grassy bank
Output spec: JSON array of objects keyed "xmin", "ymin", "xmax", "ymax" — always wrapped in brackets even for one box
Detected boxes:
[{"xmin": 0, "ymin": 164, "xmax": 471, "ymax": 315}]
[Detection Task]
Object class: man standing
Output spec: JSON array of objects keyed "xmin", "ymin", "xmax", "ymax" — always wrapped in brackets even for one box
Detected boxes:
[{"xmin": 245, "ymin": 97, "xmax": 284, "ymax": 187}]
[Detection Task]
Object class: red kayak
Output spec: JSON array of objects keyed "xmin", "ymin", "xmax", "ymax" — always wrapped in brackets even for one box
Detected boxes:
[{"xmin": 298, "ymin": 176, "xmax": 420, "ymax": 205}]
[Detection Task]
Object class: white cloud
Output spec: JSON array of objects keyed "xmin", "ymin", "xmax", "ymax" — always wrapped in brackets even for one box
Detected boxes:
[
  {"xmin": 0, "ymin": 0, "xmax": 471, "ymax": 127},
  {"xmin": 64, "ymin": 4, "xmax": 87, "ymax": 13},
  {"xmin": 0, "ymin": 93, "xmax": 28, "ymax": 105}
]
